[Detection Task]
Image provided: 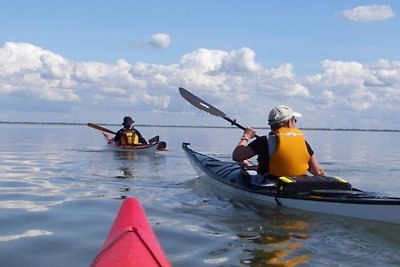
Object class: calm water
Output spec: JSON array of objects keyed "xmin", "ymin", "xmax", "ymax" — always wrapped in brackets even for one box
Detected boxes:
[{"xmin": 0, "ymin": 124, "xmax": 399, "ymax": 267}]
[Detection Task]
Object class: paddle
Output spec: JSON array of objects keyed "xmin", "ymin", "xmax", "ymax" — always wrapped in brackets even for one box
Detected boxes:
[
  {"xmin": 147, "ymin": 136, "xmax": 168, "ymax": 151},
  {"xmin": 179, "ymin": 87, "xmax": 259, "ymax": 137},
  {"xmin": 87, "ymin": 123, "xmax": 116, "ymax": 135}
]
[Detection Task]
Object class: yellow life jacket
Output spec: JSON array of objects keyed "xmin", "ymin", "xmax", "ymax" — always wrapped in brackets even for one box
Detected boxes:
[
  {"xmin": 120, "ymin": 129, "xmax": 139, "ymax": 146},
  {"xmin": 268, "ymin": 127, "xmax": 310, "ymax": 177}
]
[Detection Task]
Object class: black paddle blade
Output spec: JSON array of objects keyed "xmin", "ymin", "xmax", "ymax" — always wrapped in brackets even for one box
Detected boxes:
[
  {"xmin": 178, "ymin": 87, "xmax": 258, "ymax": 137},
  {"xmin": 179, "ymin": 87, "xmax": 226, "ymax": 117},
  {"xmin": 148, "ymin": 135, "xmax": 159, "ymax": 144}
]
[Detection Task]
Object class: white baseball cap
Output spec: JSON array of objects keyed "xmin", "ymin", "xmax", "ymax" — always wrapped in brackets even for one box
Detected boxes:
[{"xmin": 268, "ymin": 105, "xmax": 302, "ymax": 125}]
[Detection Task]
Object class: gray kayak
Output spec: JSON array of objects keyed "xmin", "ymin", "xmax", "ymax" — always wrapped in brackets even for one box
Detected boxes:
[{"xmin": 182, "ymin": 143, "xmax": 400, "ymax": 224}]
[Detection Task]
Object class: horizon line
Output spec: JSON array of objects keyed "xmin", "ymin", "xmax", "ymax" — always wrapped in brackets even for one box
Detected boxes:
[{"xmin": 1, "ymin": 121, "xmax": 399, "ymax": 133}]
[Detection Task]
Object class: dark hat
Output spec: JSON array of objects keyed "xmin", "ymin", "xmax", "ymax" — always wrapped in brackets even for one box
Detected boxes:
[{"xmin": 122, "ymin": 116, "xmax": 134, "ymax": 125}]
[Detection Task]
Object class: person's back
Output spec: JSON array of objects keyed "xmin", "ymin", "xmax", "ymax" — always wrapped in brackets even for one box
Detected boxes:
[
  {"xmin": 268, "ymin": 126, "xmax": 310, "ymax": 176},
  {"xmin": 232, "ymin": 105, "xmax": 325, "ymax": 177}
]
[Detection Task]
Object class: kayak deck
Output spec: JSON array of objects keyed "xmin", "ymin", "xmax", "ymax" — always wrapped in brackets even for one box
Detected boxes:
[{"xmin": 91, "ymin": 197, "xmax": 171, "ymax": 267}]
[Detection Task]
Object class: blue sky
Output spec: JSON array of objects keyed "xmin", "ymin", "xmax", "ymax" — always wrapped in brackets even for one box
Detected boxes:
[{"xmin": 0, "ymin": 1, "xmax": 399, "ymax": 130}]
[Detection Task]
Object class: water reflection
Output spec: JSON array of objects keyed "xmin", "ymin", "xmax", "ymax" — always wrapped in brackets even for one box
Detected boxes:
[
  {"xmin": 109, "ymin": 150, "xmax": 168, "ymax": 185},
  {"xmin": 113, "ymin": 151, "xmax": 139, "ymax": 161},
  {"xmin": 116, "ymin": 167, "xmax": 134, "ymax": 179},
  {"xmin": 246, "ymin": 218, "xmax": 311, "ymax": 267},
  {"xmin": 0, "ymin": 200, "xmax": 63, "ymax": 212},
  {"xmin": 178, "ymin": 179, "xmax": 313, "ymax": 267},
  {"xmin": 112, "ymin": 151, "xmax": 144, "ymax": 179},
  {"xmin": 0, "ymin": 229, "xmax": 53, "ymax": 242}
]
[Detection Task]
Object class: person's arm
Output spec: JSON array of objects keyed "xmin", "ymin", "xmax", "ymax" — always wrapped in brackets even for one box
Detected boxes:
[
  {"xmin": 308, "ymin": 155, "xmax": 325, "ymax": 176},
  {"xmin": 232, "ymin": 128, "xmax": 257, "ymax": 162},
  {"xmin": 135, "ymin": 130, "xmax": 148, "ymax": 144},
  {"xmin": 113, "ymin": 129, "xmax": 122, "ymax": 142}
]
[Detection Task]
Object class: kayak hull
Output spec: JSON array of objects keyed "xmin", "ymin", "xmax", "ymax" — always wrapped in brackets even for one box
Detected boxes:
[
  {"xmin": 91, "ymin": 197, "xmax": 171, "ymax": 267},
  {"xmin": 103, "ymin": 133, "xmax": 159, "ymax": 154},
  {"xmin": 182, "ymin": 143, "xmax": 400, "ymax": 224}
]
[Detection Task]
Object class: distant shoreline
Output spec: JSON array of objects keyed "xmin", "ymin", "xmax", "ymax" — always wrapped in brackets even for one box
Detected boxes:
[{"xmin": 1, "ymin": 121, "xmax": 399, "ymax": 133}]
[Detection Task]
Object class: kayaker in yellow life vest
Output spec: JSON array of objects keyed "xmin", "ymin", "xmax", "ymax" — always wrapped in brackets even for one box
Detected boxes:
[
  {"xmin": 232, "ymin": 105, "xmax": 325, "ymax": 177},
  {"xmin": 114, "ymin": 116, "xmax": 148, "ymax": 146}
]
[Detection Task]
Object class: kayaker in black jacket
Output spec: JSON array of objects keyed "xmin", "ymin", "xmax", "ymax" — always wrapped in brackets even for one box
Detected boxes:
[
  {"xmin": 232, "ymin": 105, "xmax": 325, "ymax": 177},
  {"xmin": 114, "ymin": 116, "xmax": 148, "ymax": 146}
]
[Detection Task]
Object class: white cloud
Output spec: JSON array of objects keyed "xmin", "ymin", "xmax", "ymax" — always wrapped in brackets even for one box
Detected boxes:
[
  {"xmin": 349, "ymin": 89, "xmax": 376, "ymax": 110},
  {"xmin": 220, "ymin": 48, "xmax": 263, "ymax": 73},
  {"xmin": 176, "ymin": 47, "xmax": 305, "ymax": 99},
  {"xmin": 150, "ymin": 33, "xmax": 171, "ymax": 48},
  {"xmin": 132, "ymin": 33, "xmax": 171, "ymax": 49},
  {"xmin": 341, "ymin": 5, "xmax": 394, "ymax": 22},
  {"xmin": 0, "ymin": 42, "xmax": 78, "ymax": 101},
  {"xmin": 305, "ymin": 59, "xmax": 400, "ymax": 120},
  {"xmin": 179, "ymin": 48, "xmax": 226, "ymax": 72},
  {"xmin": 0, "ymin": 42, "xmax": 42, "ymax": 74},
  {"xmin": 1, "ymin": 42, "xmax": 400, "ymax": 128},
  {"xmin": 0, "ymin": 42, "xmax": 308, "ymax": 121},
  {"xmin": 308, "ymin": 60, "xmax": 368, "ymax": 87}
]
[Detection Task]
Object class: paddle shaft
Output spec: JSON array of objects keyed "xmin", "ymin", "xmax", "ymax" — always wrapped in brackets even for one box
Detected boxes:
[
  {"xmin": 87, "ymin": 123, "xmax": 116, "ymax": 135},
  {"xmin": 179, "ymin": 87, "xmax": 259, "ymax": 138},
  {"xmin": 221, "ymin": 117, "xmax": 246, "ymax": 131},
  {"xmin": 222, "ymin": 117, "xmax": 259, "ymax": 138}
]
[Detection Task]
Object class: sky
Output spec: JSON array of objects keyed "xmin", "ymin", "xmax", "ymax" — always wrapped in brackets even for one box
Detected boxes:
[{"xmin": 0, "ymin": 0, "xmax": 399, "ymax": 130}]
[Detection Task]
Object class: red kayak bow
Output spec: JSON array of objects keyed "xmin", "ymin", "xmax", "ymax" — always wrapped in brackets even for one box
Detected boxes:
[{"xmin": 91, "ymin": 197, "xmax": 171, "ymax": 267}]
